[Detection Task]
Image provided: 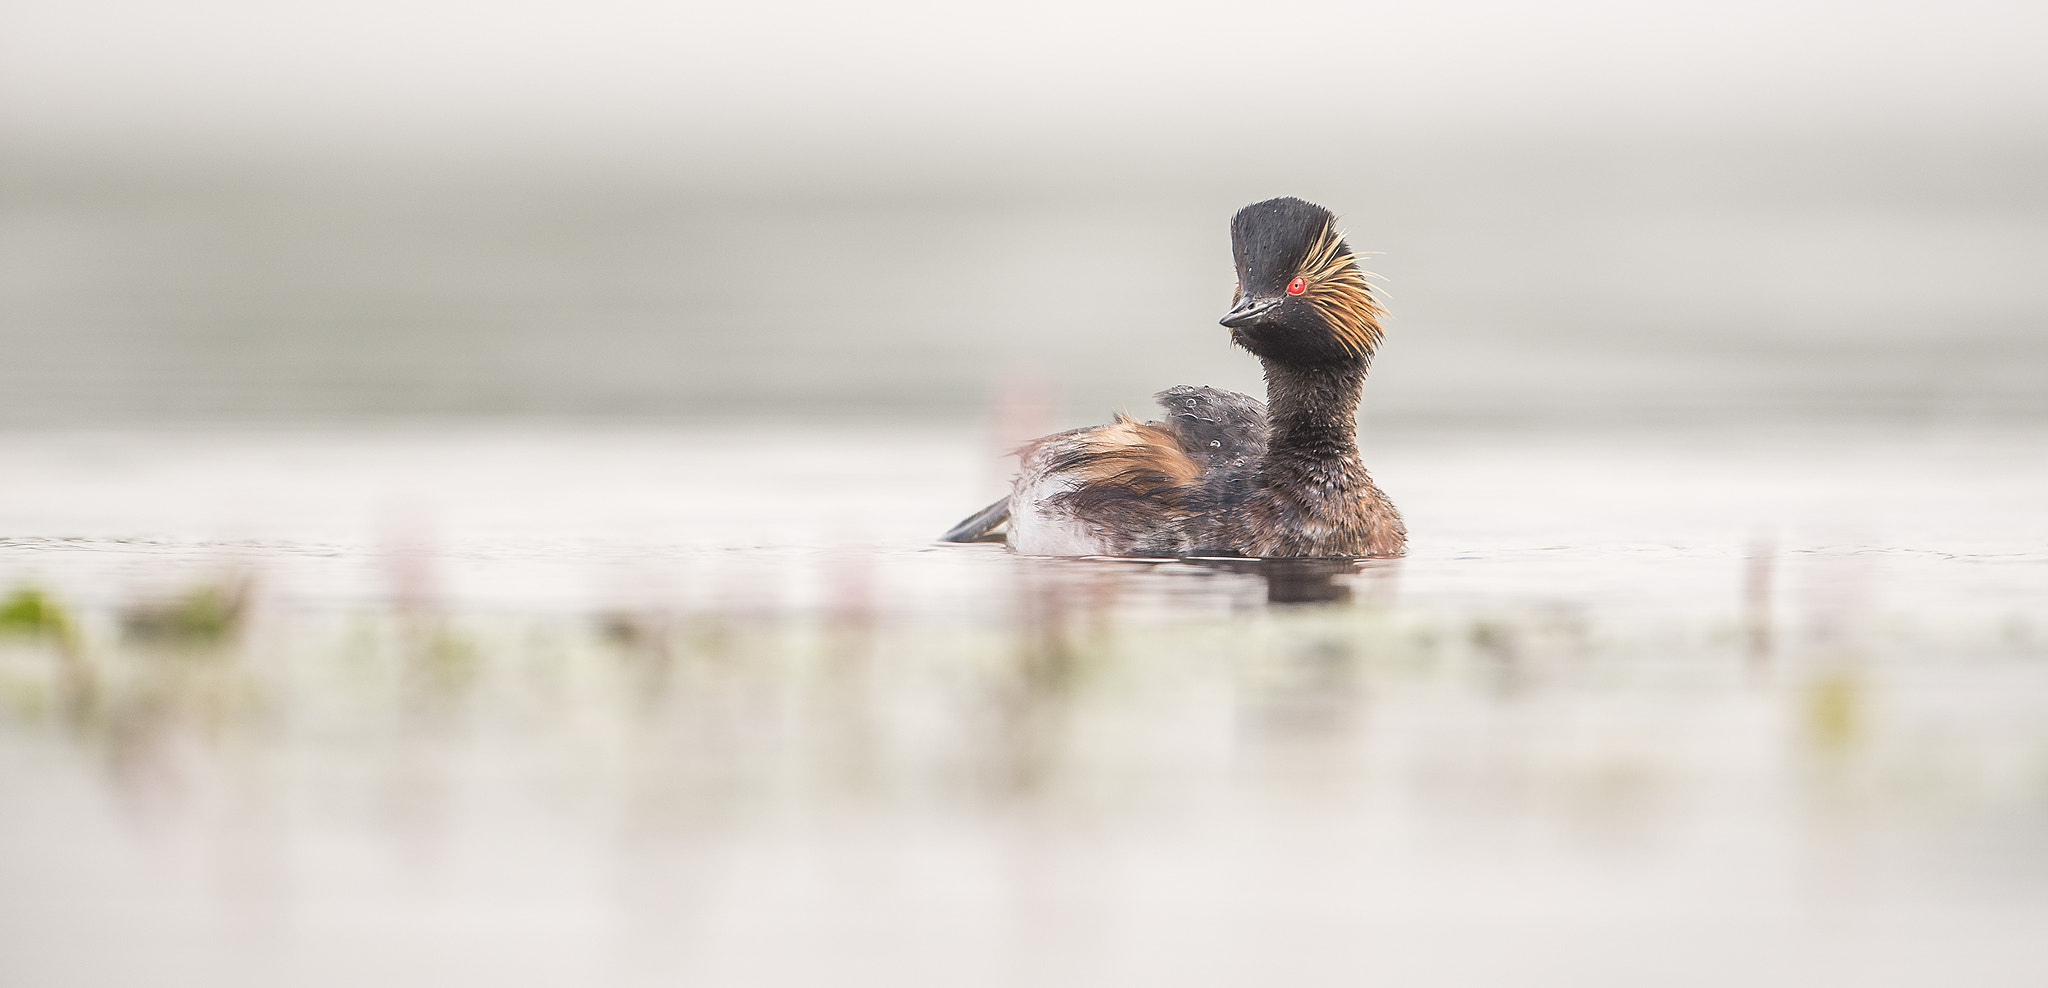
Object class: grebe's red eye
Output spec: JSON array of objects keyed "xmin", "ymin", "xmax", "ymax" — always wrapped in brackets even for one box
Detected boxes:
[{"xmin": 1286, "ymin": 277, "xmax": 1307, "ymax": 296}]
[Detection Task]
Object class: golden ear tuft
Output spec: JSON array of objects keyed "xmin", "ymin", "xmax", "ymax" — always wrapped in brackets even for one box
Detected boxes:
[{"xmin": 1295, "ymin": 220, "xmax": 1385, "ymax": 359}]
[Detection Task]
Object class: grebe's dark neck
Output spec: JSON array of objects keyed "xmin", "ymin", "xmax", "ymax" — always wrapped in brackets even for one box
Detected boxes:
[{"xmin": 1259, "ymin": 357, "xmax": 1366, "ymax": 468}]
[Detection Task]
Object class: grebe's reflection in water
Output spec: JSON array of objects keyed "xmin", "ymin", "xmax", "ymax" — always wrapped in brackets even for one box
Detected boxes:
[
  {"xmin": 1179, "ymin": 556, "xmax": 1399, "ymax": 605},
  {"xmin": 994, "ymin": 553, "xmax": 1399, "ymax": 625}
]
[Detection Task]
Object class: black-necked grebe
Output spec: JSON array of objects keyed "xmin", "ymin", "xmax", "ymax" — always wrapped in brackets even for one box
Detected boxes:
[{"xmin": 942, "ymin": 196, "xmax": 1405, "ymax": 558}]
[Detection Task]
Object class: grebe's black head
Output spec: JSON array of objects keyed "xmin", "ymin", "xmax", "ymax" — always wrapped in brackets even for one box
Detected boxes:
[{"xmin": 1220, "ymin": 197, "xmax": 1384, "ymax": 368}]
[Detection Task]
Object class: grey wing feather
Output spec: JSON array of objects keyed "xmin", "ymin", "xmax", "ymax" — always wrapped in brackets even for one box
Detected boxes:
[
  {"xmin": 1154, "ymin": 386, "xmax": 1268, "ymax": 547},
  {"xmin": 1154, "ymin": 386, "xmax": 1267, "ymax": 468}
]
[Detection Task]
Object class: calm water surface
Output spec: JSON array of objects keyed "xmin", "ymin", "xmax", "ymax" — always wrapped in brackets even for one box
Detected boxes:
[{"xmin": 2, "ymin": 424, "xmax": 2045, "ymax": 986}]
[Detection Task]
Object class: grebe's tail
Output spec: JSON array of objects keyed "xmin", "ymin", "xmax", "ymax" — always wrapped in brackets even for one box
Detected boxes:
[{"xmin": 939, "ymin": 498, "xmax": 1011, "ymax": 543}]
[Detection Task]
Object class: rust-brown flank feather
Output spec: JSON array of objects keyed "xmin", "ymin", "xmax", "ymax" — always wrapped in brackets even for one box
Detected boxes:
[{"xmin": 1028, "ymin": 415, "xmax": 1203, "ymax": 553}]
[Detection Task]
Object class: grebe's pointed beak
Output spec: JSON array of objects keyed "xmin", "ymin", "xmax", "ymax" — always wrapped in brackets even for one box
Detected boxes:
[{"xmin": 1219, "ymin": 296, "xmax": 1278, "ymax": 328}]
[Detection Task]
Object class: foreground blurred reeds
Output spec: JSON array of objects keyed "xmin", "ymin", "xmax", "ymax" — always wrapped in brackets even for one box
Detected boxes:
[{"xmin": 2, "ymin": 539, "xmax": 2041, "ymax": 863}]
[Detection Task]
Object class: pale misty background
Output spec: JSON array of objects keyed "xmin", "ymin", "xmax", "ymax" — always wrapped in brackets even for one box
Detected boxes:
[
  {"xmin": 6, "ymin": 6, "xmax": 2048, "ymax": 987},
  {"xmin": 2, "ymin": 0, "xmax": 2044, "ymax": 429}
]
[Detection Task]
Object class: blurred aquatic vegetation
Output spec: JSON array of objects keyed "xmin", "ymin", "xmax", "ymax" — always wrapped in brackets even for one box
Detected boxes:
[
  {"xmin": 598, "ymin": 609, "xmax": 664, "ymax": 651},
  {"xmin": 0, "ymin": 584, "xmax": 96, "ymax": 726},
  {"xmin": 1744, "ymin": 536, "xmax": 1778, "ymax": 665},
  {"xmin": 599, "ymin": 609, "xmax": 678, "ymax": 707},
  {"xmin": 3, "ymin": 585, "xmax": 88, "ymax": 673},
  {"xmin": 1804, "ymin": 667, "xmax": 1864, "ymax": 755},
  {"xmin": 990, "ymin": 560, "xmax": 1106, "ymax": 796},
  {"xmin": 1, "ymin": 585, "xmax": 77, "ymax": 643},
  {"xmin": 403, "ymin": 624, "xmax": 480, "ymax": 706},
  {"xmin": 1245, "ymin": 634, "xmax": 1362, "ymax": 740},
  {"xmin": 0, "ymin": 543, "xmax": 2040, "ymax": 915},
  {"xmin": 97, "ymin": 655, "xmax": 269, "ymax": 818},
  {"xmin": 0, "ymin": 585, "xmax": 272, "ymax": 821},
  {"xmin": 120, "ymin": 578, "xmax": 250, "ymax": 646},
  {"xmin": 1465, "ymin": 606, "xmax": 1590, "ymax": 696}
]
